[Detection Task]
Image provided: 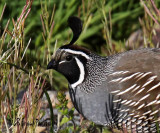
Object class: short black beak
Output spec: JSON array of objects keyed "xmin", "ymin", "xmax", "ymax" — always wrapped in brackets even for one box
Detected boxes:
[{"xmin": 47, "ymin": 59, "xmax": 57, "ymax": 70}]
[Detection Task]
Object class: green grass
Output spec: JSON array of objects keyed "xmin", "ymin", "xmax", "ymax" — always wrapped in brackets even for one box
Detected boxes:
[{"xmin": 0, "ymin": 0, "xmax": 160, "ymax": 132}]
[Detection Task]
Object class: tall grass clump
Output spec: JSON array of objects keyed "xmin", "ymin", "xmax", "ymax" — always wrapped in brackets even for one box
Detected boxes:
[{"xmin": 0, "ymin": 0, "xmax": 47, "ymax": 132}]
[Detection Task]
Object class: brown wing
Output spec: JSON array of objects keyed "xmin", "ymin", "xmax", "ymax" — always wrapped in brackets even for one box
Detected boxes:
[{"xmin": 107, "ymin": 49, "xmax": 160, "ymax": 125}]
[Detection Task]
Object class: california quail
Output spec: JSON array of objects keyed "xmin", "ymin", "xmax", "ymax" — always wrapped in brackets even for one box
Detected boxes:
[{"xmin": 47, "ymin": 16, "xmax": 160, "ymax": 132}]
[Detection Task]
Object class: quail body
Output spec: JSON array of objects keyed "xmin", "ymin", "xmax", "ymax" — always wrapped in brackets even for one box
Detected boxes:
[{"xmin": 47, "ymin": 17, "xmax": 160, "ymax": 132}]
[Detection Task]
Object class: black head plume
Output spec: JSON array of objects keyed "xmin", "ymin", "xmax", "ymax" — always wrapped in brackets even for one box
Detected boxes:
[{"xmin": 68, "ymin": 16, "xmax": 83, "ymax": 46}]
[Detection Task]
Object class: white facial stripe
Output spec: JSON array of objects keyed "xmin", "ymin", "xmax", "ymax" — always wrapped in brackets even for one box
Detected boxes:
[
  {"xmin": 71, "ymin": 57, "xmax": 85, "ymax": 88},
  {"xmin": 62, "ymin": 49, "xmax": 91, "ymax": 60},
  {"xmin": 59, "ymin": 60, "xmax": 66, "ymax": 64}
]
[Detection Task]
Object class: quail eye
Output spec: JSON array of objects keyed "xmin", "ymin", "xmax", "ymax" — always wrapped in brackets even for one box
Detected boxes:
[{"xmin": 66, "ymin": 55, "xmax": 73, "ymax": 61}]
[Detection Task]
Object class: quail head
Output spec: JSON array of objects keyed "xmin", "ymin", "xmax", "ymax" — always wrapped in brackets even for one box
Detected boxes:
[{"xmin": 47, "ymin": 16, "xmax": 160, "ymax": 132}]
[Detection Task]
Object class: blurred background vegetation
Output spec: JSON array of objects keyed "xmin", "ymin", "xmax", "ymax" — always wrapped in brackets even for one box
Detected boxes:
[{"xmin": 0, "ymin": 0, "xmax": 160, "ymax": 132}]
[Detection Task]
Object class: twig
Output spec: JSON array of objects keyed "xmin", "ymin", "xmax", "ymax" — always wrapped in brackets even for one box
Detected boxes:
[
  {"xmin": 44, "ymin": 90, "xmax": 54, "ymax": 133},
  {"xmin": 4, "ymin": 116, "xmax": 10, "ymax": 133},
  {"xmin": 21, "ymin": 38, "xmax": 31, "ymax": 61},
  {"xmin": 0, "ymin": 60, "xmax": 29, "ymax": 74},
  {"xmin": 2, "ymin": 19, "xmax": 10, "ymax": 39},
  {"xmin": 150, "ymin": 0, "xmax": 160, "ymax": 16},
  {"xmin": 40, "ymin": 14, "xmax": 46, "ymax": 36},
  {"xmin": 141, "ymin": 0, "xmax": 160, "ymax": 26},
  {"xmin": 0, "ymin": 3, "xmax": 6, "ymax": 21}
]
